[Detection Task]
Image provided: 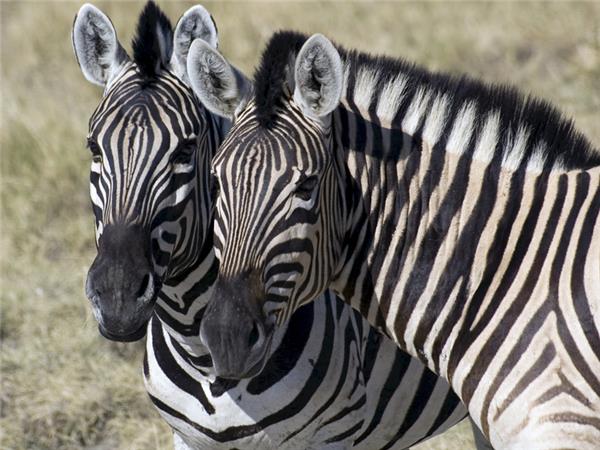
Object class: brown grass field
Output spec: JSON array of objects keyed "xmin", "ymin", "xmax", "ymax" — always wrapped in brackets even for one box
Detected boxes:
[{"xmin": 1, "ymin": 1, "xmax": 599, "ymax": 449}]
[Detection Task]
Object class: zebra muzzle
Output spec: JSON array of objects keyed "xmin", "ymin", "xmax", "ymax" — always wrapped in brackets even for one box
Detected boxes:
[
  {"xmin": 85, "ymin": 224, "xmax": 158, "ymax": 342},
  {"xmin": 199, "ymin": 274, "xmax": 273, "ymax": 379}
]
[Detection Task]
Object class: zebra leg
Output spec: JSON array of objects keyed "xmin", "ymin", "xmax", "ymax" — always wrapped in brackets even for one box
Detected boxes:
[
  {"xmin": 470, "ymin": 417, "xmax": 494, "ymax": 450},
  {"xmin": 173, "ymin": 432, "xmax": 194, "ymax": 450}
]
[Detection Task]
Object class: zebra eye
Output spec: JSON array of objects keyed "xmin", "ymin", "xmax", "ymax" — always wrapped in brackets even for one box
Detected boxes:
[
  {"xmin": 171, "ymin": 142, "xmax": 196, "ymax": 165},
  {"xmin": 294, "ymin": 175, "xmax": 318, "ymax": 201},
  {"xmin": 87, "ymin": 138, "xmax": 102, "ymax": 164}
]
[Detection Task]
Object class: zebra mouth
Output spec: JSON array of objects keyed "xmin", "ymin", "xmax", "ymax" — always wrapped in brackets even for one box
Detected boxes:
[
  {"xmin": 98, "ymin": 322, "xmax": 148, "ymax": 342},
  {"xmin": 240, "ymin": 351, "xmax": 269, "ymax": 378},
  {"xmin": 211, "ymin": 328, "xmax": 274, "ymax": 380},
  {"xmin": 240, "ymin": 330, "xmax": 275, "ymax": 379}
]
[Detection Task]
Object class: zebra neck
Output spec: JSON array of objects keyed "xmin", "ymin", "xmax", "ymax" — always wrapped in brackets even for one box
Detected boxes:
[
  {"xmin": 332, "ymin": 103, "xmax": 600, "ymax": 393},
  {"xmin": 160, "ymin": 113, "xmax": 219, "ymax": 284},
  {"xmin": 155, "ymin": 231, "xmax": 217, "ymax": 355},
  {"xmin": 153, "ymin": 109, "xmax": 224, "ymax": 359}
]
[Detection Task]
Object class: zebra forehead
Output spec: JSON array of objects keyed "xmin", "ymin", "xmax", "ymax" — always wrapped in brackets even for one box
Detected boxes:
[
  {"xmin": 218, "ymin": 132, "xmax": 330, "ymax": 180},
  {"xmin": 90, "ymin": 68, "xmax": 201, "ymax": 135}
]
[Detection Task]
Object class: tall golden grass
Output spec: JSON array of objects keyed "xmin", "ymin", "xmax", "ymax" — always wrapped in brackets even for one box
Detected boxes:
[{"xmin": 1, "ymin": 1, "xmax": 598, "ymax": 449}]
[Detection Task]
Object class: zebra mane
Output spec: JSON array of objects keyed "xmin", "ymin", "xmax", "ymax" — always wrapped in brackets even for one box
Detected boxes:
[
  {"xmin": 254, "ymin": 31, "xmax": 307, "ymax": 127},
  {"xmin": 254, "ymin": 31, "xmax": 600, "ymax": 171},
  {"xmin": 132, "ymin": 1, "xmax": 173, "ymax": 80}
]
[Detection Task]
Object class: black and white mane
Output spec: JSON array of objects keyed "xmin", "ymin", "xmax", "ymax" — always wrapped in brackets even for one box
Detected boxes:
[
  {"xmin": 253, "ymin": 31, "xmax": 599, "ymax": 171},
  {"xmin": 132, "ymin": 1, "xmax": 173, "ymax": 79}
]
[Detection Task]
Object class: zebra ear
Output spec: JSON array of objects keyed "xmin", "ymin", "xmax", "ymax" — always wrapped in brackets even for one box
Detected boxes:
[
  {"xmin": 72, "ymin": 3, "xmax": 129, "ymax": 87},
  {"xmin": 293, "ymin": 34, "xmax": 343, "ymax": 119},
  {"xmin": 187, "ymin": 39, "xmax": 252, "ymax": 119},
  {"xmin": 171, "ymin": 5, "xmax": 219, "ymax": 83}
]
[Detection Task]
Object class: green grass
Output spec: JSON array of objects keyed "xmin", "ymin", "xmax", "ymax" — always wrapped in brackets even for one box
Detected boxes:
[{"xmin": 1, "ymin": 1, "xmax": 598, "ymax": 449}]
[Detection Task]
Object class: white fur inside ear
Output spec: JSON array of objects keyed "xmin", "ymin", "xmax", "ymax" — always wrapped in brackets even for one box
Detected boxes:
[
  {"xmin": 171, "ymin": 5, "xmax": 219, "ymax": 82},
  {"xmin": 187, "ymin": 39, "xmax": 250, "ymax": 119},
  {"xmin": 293, "ymin": 34, "xmax": 343, "ymax": 119},
  {"xmin": 72, "ymin": 3, "xmax": 128, "ymax": 87}
]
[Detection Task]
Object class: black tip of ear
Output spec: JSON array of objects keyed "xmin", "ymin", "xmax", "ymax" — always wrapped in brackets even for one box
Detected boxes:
[{"xmin": 132, "ymin": 0, "xmax": 173, "ymax": 79}]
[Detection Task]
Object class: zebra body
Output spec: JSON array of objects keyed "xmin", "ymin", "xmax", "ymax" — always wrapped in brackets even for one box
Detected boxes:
[
  {"xmin": 190, "ymin": 31, "xmax": 600, "ymax": 449},
  {"xmin": 72, "ymin": 4, "xmax": 479, "ymax": 449},
  {"xmin": 147, "ymin": 291, "xmax": 469, "ymax": 449}
]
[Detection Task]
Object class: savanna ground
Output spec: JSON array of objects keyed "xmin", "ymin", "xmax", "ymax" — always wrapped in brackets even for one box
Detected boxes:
[{"xmin": 1, "ymin": 1, "xmax": 599, "ymax": 449}]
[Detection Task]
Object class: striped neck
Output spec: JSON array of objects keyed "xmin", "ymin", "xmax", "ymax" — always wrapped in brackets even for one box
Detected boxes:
[
  {"xmin": 153, "ymin": 108, "xmax": 223, "ymax": 358},
  {"xmin": 330, "ymin": 81, "xmax": 600, "ymax": 403}
]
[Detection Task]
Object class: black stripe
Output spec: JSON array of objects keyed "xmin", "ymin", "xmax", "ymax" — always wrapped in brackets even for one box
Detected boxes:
[
  {"xmin": 150, "ymin": 316, "xmax": 215, "ymax": 414},
  {"xmin": 354, "ymin": 349, "xmax": 413, "ymax": 444}
]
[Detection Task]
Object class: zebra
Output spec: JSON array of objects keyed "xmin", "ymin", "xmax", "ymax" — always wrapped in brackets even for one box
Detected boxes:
[
  {"xmin": 188, "ymin": 30, "xmax": 600, "ymax": 449},
  {"xmin": 72, "ymin": 3, "xmax": 489, "ymax": 449}
]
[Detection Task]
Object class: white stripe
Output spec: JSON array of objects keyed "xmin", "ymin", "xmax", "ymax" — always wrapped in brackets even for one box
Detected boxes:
[
  {"xmin": 376, "ymin": 74, "xmax": 408, "ymax": 125},
  {"xmin": 447, "ymin": 102, "xmax": 476, "ymax": 155},
  {"xmin": 423, "ymin": 93, "xmax": 450, "ymax": 147},
  {"xmin": 473, "ymin": 111, "xmax": 500, "ymax": 164},
  {"xmin": 527, "ymin": 141, "xmax": 549, "ymax": 173},
  {"xmin": 402, "ymin": 87, "xmax": 431, "ymax": 136},
  {"xmin": 353, "ymin": 67, "xmax": 379, "ymax": 113},
  {"xmin": 501, "ymin": 125, "xmax": 530, "ymax": 171}
]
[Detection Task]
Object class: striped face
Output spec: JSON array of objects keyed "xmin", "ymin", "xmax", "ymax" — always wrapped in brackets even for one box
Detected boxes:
[
  {"xmin": 85, "ymin": 65, "xmax": 212, "ymax": 342},
  {"xmin": 203, "ymin": 99, "xmax": 345, "ymax": 376}
]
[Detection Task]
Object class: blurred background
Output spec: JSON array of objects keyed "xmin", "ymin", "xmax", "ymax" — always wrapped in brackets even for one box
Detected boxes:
[{"xmin": 1, "ymin": 1, "xmax": 599, "ymax": 449}]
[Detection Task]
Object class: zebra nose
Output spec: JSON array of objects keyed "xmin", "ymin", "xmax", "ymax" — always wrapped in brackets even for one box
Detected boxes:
[
  {"xmin": 199, "ymin": 300, "xmax": 270, "ymax": 378},
  {"xmin": 136, "ymin": 273, "xmax": 155, "ymax": 304},
  {"xmin": 84, "ymin": 224, "xmax": 157, "ymax": 342},
  {"xmin": 248, "ymin": 320, "xmax": 265, "ymax": 349},
  {"xmin": 86, "ymin": 265, "xmax": 154, "ymax": 305}
]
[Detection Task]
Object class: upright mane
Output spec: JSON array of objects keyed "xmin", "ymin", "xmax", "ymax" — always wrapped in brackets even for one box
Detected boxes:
[
  {"xmin": 131, "ymin": 1, "xmax": 173, "ymax": 79},
  {"xmin": 253, "ymin": 31, "xmax": 307, "ymax": 127},
  {"xmin": 254, "ymin": 30, "xmax": 600, "ymax": 171}
]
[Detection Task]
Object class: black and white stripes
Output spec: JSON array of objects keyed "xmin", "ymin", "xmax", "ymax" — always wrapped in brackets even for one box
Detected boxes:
[
  {"xmin": 195, "ymin": 30, "xmax": 600, "ymax": 449},
  {"xmin": 75, "ymin": 3, "xmax": 483, "ymax": 449}
]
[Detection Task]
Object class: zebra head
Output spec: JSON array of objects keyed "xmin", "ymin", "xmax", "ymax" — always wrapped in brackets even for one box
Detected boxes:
[
  {"xmin": 187, "ymin": 34, "xmax": 347, "ymax": 377},
  {"xmin": 73, "ymin": 2, "xmax": 219, "ymax": 342}
]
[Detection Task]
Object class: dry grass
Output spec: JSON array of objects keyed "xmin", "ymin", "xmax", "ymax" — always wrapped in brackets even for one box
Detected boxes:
[{"xmin": 1, "ymin": 1, "xmax": 598, "ymax": 449}]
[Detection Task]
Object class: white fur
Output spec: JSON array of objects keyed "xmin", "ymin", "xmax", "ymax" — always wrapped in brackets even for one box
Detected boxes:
[
  {"xmin": 171, "ymin": 5, "xmax": 218, "ymax": 83},
  {"xmin": 376, "ymin": 74, "xmax": 408, "ymax": 126},
  {"xmin": 401, "ymin": 87, "xmax": 431, "ymax": 136},
  {"xmin": 341, "ymin": 63, "xmax": 351, "ymax": 104},
  {"xmin": 187, "ymin": 39, "xmax": 251, "ymax": 119},
  {"xmin": 422, "ymin": 93, "xmax": 450, "ymax": 147},
  {"xmin": 446, "ymin": 102, "xmax": 476, "ymax": 155},
  {"xmin": 353, "ymin": 68, "xmax": 378, "ymax": 113},
  {"xmin": 293, "ymin": 34, "xmax": 343, "ymax": 120},
  {"xmin": 527, "ymin": 141, "xmax": 549, "ymax": 173},
  {"xmin": 72, "ymin": 3, "xmax": 129, "ymax": 87},
  {"xmin": 501, "ymin": 125, "xmax": 530, "ymax": 171},
  {"xmin": 473, "ymin": 111, "xmax": 500, "ymax": 164}
]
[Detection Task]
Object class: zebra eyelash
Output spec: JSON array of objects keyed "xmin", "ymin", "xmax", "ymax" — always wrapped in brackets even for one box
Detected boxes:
[
  {"xmin": 87, "ymin": 137, "xmax": 100, "ymax": 152},
  {"xmin": 87, "ymin": 137, "xmax": 102, "ymax": 163},
  {"xmin": 294, "ymin": 175, "xmax": 319, "ymax": 201},
  {"xmin": 170, "ymin": 139, "xmax": 198, "ymax": 165}
]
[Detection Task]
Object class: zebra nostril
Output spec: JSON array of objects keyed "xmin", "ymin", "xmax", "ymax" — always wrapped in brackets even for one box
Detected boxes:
[
  {"xmin": 137, "ymin": 274, "xmax": 151, "ymax": 298},
  {"xmin": 248, "ymin": 322, "xmax": 260, "ymax": 348}
]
